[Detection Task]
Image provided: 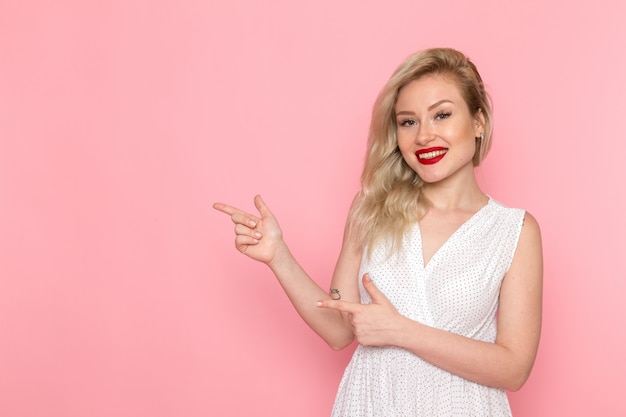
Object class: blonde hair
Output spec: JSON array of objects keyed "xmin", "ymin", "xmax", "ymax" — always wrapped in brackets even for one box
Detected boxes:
[{"xmin": 349, "ymin": 48, "xmax": 493, "ymax": 254}]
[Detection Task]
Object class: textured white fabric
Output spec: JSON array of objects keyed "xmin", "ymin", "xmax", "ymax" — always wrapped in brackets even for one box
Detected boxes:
[{"xmin": 331, "ymin": 198, "xmax": 525, "ymax": 417}]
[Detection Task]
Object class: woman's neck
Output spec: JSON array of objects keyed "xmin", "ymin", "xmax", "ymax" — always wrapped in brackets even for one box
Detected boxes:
[{"xmin": 421, "ymin": 171, "xmax": 487, "ymax": 212}]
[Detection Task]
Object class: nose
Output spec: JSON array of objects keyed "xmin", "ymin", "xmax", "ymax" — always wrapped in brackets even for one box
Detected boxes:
[{"xmin": 415, "ymin": 122, "xmax": 436, "ymax": 145}]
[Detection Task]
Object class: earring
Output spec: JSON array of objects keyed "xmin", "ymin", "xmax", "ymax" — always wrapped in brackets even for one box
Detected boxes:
[{"xmin": 476, "ymin": 133, "xmax": 484, "ymax": 141}]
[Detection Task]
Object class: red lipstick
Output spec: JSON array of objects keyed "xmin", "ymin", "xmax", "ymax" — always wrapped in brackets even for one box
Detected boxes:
[{"xmin": 416, "ymin": 147, "xmax": 448, "ymax": 165}]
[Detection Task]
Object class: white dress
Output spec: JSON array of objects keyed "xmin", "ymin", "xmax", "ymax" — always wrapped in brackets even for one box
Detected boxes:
[{"xmin": 331, "ymin": 198, "xmax": 525, "ymax": 417}]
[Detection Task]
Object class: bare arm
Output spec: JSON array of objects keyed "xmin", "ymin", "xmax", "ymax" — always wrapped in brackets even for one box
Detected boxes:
[
  {"xmin": 213, "ymin": 195, "xmax": 362, "ymax": 348},
  {"xmin": 318, "ymin": 212, "xmax": 543, "ymax": 391}
]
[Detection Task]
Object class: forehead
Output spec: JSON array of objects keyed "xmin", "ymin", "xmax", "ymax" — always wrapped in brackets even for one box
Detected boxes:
[{"xmin": 396, "ymin": 75, "xmax": 465, "ymax": 108}]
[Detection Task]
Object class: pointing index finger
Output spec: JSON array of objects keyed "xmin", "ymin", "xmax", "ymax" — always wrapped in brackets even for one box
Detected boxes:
[
  {"xmin": 316, "ymin": 299, "xmax": 362, "ymax": 313},
  {"xmin": 212, "ymin": 202, "xmax": 237, "ymax": 216},
  {"xmin": 213, "ymin": 202, "xmax": 259, "ymax": 227}
]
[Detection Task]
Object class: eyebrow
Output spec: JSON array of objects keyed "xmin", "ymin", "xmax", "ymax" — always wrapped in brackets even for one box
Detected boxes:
[
  {"xmin": 428, "ymin": 99, "xmax": 454, "ymax": 110},
  {"xmin": 395, "ymin": 99, "xmax": 455, "ymax": 116}
]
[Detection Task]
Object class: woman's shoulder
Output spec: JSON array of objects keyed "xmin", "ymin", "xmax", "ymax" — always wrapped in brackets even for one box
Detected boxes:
[
  {"xmin": 488, "ymin": 197, "xmax": 541, "ymax": 237},
  {"xmin": 489, "ymin": 197, "xmax": 527, "ymax": 216}
]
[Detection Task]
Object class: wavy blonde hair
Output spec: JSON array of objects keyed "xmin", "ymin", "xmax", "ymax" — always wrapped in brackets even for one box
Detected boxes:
[{"xmin": 349, "ymin": 48, "xmax": 493, "ymax": 255}]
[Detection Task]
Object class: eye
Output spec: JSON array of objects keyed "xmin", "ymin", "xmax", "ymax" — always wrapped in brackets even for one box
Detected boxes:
[
  {"xmin": 398, "ymin": 119, "xmax": 417, "ymax": 127},
  {"xmin": 435, "ymin": 112, "xmax": 451, "ymax": 120}
]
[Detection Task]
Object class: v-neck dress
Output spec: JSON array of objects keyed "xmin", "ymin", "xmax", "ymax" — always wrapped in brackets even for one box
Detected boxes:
[{"xmin": 331, "ymin": 198, "xmax": 525, "ymax": 417}]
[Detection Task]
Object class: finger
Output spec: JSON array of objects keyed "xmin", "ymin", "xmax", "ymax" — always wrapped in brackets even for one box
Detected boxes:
[
  {"xmin": 316, "ymin": 299, "xmax": 361, "ymax": 313},
  {"xmin": 213, "ymin": 202, "xmax": 259, "ymax": 228},
  {"xmin": 235, "ymin": 223, "xmax": 263, "ymax": 239},
  {"xmin": 235, "ymin": 234, "xmax": 261, "ymax": 249},
  {"xmin": 231, "ymin": 211, "xmax": 260, "ymax": 228},
  {"xmin": 254, "ymin": 195, "xmax": 274, "ymax": 218},
  {"xmin": 362, "ymin": 274, "xmax": 388, "ymax": 304},
  {"xmin": 212, "ymin": 202, "xmax": 240, "ymax": 216}
]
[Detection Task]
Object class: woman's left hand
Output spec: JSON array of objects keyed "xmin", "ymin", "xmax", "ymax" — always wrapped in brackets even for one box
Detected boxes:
[{"xmin": 316, "ymin": 274, "xmax": 405, "ymax": 347}]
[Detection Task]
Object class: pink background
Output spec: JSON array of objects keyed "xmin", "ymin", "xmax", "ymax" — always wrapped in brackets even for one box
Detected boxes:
[{"xmin": 1, "ymin": 1, "xmax": 625, "ymax": 416}]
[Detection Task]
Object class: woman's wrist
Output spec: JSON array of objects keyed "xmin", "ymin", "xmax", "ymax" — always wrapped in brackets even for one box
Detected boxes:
[
  {"xmin": 266, "ymin": 241, "xmax": 293, "ymax": 272},
  {"xmin": 391, "ymin": 315, "xmax": 420, "ymax": 350}
]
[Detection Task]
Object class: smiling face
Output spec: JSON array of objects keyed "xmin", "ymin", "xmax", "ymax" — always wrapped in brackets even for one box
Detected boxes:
[{"xmin": 395, "ymin": 74, "xmax": 485, "ymax": 185}]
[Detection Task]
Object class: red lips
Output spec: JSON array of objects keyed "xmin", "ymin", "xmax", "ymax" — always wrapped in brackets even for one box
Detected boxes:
[{"xmin": 416, "ymin": 147, "xmax": 448, "ymax": 165}]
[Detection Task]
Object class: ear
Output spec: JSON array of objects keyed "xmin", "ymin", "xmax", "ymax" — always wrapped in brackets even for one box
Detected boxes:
[{"xmin": 473, "ymin": 109, "xmax": 486, "ymax": 137}]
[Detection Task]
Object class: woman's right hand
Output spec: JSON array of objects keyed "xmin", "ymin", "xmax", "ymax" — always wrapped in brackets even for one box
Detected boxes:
[{"xmin": 213, "ymin": 195, "xmax": 285, "ymax": 265}]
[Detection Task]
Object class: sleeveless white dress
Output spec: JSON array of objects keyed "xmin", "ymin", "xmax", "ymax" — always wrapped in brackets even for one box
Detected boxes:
[{"xmin": 331, "ymin": 198, "xmax": 525, "ymax": 417}]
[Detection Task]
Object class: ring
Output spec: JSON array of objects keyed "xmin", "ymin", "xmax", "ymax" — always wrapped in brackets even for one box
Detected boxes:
[{"xmin": 330, "ymin": 289, "xmax": 341, "ymax": 300}]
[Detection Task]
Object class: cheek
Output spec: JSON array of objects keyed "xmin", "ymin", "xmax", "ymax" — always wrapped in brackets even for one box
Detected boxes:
[
  {"xmin": 396, "ymin": 130, "xmax": 414, "ymax": 150},
  {"xmin": 396, "ymin": 137, "xmax": 415, "ymax": 163},
  {"xmin": 459, "ymin": 139, "xmax": 478, "ymax": 163},
  {"xmin": 449, "ymin": 125, "xmax": 476, "ymax": 146}
]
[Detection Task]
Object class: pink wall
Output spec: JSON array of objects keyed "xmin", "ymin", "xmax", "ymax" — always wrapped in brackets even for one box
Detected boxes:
[{"xmin": 1, "ymin": 1, "xmax": 625, "ymax": 416}]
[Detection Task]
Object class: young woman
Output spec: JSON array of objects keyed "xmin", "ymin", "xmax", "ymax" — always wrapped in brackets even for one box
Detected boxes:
[{"xmin": 214, "ymin": 48, "xmax": 543, "ymax": 416}]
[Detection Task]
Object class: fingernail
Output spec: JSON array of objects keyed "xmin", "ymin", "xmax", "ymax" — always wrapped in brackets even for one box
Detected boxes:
[
  {"xmin": 254, "ymin": 231, "xmax": 262, "ymax": 238},
  {"xmin": 365, "ymin": 274, "xmax": 372, "ymax": 282},
  {"xmin": 248, "ymin": 220, "xmax": 257, "ymax": 227},
  {"xmin": 315, "ymin": 301, "xmax": 323, "ymax": 307}
]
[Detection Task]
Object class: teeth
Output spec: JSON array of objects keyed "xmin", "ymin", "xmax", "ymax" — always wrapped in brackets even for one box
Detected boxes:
[{"xmin": 418, "ymin": 150, "xmax": 447, "ymax": 159}]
